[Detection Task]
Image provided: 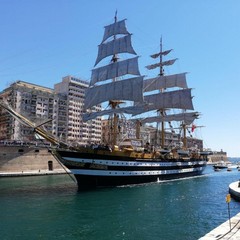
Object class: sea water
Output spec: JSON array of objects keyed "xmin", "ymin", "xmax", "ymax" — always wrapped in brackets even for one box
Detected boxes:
[{"xmin": 1, "ymin": 165, "xmax": 240, "ymax": 240}]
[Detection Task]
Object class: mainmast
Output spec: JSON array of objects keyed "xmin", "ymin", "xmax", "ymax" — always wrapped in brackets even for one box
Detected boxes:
[
  {"xmin": 146, "ymin": 37, "xmax": 178, "ymax": 149},
  {"xmin": 159, "ymin": 38, "xmax": 164, "ymax": 76},
  {"xmin": 159, "ymin": 38, "xmax": 165, "ymax": 149}
]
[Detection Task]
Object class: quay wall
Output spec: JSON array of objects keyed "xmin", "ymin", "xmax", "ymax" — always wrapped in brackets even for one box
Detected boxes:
[
  {"xmin": 0, "ymin": 145, "xmax": 66, "ymax": 174},
  {"xmin": 208, "ymin": 151, "xmax": 228, "ymax": 163}
]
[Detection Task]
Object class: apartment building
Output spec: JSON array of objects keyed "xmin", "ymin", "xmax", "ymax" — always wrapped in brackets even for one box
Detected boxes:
[
  {"xmin": 0, "ymin": 76, "xmax": 102, "ymax": 145},
  {"xmin": 0, "ymin": 81, "xmax": 57, "ymax": 141},
  {"xmin": 54, "ymin": 76, "xmax": 102, "ymax": 145}
]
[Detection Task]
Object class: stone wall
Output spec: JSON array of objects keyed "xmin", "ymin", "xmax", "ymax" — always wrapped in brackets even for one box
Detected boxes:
[
  {"xmin": 207, "ymin": 151, "xmax": 228, "ymax": 163},
  {"xmin": 0, "ymin": 146, "xmax": 67, "ymax": 173}
]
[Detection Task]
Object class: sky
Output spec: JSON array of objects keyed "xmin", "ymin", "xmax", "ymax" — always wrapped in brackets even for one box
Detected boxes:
[{"xmin": 0, "ymin": 0, "xmax": 240, "ymax": 157}]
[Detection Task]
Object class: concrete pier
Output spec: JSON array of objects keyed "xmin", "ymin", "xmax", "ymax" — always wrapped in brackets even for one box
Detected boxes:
[
  {"xmin": 199, "ymin": 213, "xmax": 240, "ymax": 239},
  {"xmin": 199, "ymin": 181, "xmax": 240, "ymax": 239},
  {"xmin": 0, "ymin": 169, "xmax": 70, "ymax": 177}
]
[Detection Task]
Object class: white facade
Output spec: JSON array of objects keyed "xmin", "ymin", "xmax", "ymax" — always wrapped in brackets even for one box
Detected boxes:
[{"xmin": 54, "ymin": 76, "xmax": 102, "ymax": 145}]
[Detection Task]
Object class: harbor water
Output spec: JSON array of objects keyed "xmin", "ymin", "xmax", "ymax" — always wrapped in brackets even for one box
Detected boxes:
[{"xmin": 1, "ymin": 164, "xmax": 240, "ymax": 240}]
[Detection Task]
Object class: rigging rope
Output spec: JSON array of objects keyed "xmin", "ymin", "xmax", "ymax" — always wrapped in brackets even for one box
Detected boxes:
[{"xmin": 37, "ymin": 134, "xmax": 77, "ymax": 185}]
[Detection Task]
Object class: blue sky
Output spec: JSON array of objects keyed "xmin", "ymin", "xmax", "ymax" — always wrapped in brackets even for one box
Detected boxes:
[{"xmin": 0, "ymin": 0, "xmax": 240, "ymax": 157}]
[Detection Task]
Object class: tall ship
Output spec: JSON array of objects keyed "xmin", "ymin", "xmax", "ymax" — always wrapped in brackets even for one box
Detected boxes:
[{"xmin": 0, "ymin": 14, "xmax": 210, "ymax": 189}]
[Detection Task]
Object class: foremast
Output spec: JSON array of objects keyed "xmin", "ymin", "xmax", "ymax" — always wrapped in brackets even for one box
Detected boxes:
[
  {"xmin": 110, "ymin": 13, "xmax": 119, "ymax": 147},
  {"xmin": 83, "ymin": 12, "xmax": 144, "ymax": 148}
]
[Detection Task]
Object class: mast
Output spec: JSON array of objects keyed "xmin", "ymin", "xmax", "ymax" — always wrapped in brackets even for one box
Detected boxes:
[
  {"xmin": 182, "ymin": 123, "xmax": 187, "ymax": 149},
  {"xmin": 159, "ymin": 37, "xmax": 165, "ymax": 149},
  {"xmin": 159, "ymin": 37, "xmax": 164, "ymax": 76},
  {"xmin": 83, "ymin": 12, "xmax": 143, "ymax": 148},
  {"xmin": 153, "ymin": 37, "xmax": 166, "ymax": 148},
  {"xmin": 136, "ymin": 120, "xmax": 141, "ymax": 139},
  {"xmin": 111, "ymin": 11, "xmax": 119, "ymax": 147},
  {"xmin": 145, "ymin": 38, "xmax": 194, "ymax": 150}
]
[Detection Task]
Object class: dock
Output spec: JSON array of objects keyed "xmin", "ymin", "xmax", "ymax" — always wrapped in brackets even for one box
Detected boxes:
[
  {"xmin": 199, "ymin": 181, "xmax": 240, "ymax": 239},
  {"xmin": 199, "ymin": 212, "xmax": 240, "ymax": 239},
  {"xmin": 0, "ymin": 169, "xmax": 69, "ymax": 177}
]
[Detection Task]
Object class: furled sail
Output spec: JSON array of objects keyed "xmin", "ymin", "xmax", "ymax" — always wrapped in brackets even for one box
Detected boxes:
[
  {"xmin": 95, "ymin": 34, "xmax": 137, "ymax": 66},
  {"xmin": 143, "ymin": 73, "xmax": 188, "ymax": 92},
  {"xmin": 146, "ymin": 58, "xmax": 178, "ymax": 70},
  {"xmin": 84, "ymin": 76, "xmax": 143, "ymax": 109},
  {"xmin": 102, "ymin": 19, "xmax": 129, "ymax": 43},
  {"xmin": 150, "ymin": 49, "xmax": 172, "ymax": 59},
  {"xmin": 90, "ymin": 57, "xmax": 140, "ymax": 86},
  {"xmin": 139, "ymin": 112, "xmax": 199, "ymax": 125}
]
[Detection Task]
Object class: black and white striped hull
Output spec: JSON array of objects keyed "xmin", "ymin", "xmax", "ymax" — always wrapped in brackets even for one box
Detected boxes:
[{"xmin": 57, "ymin": 150, "xmax": 207, "ymax": 189}]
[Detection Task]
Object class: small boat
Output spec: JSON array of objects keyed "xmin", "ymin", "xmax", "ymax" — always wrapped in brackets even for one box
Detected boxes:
[{"xmin": 213, "ymin": 161, "xmax": 230, "ymax": 169}]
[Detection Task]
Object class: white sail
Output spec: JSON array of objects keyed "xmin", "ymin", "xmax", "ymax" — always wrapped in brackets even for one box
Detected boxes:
[
  {"xmin": 139, "ymin": 112, "xmax": 199, "ymax": 125},
  {"xmin": 143, "ymin": 73, "xmax": 188, "ymax": 92},
  {"xmin": 84, "ymin": 76, "xmax": 143, "ymax": 109},
  {"xmin": 83, "ymin": 105, "xmax": 145, "ymax": 121},
  {"xmin": 133, "ymin": 89, "xmax": 194, "ymax": 115},
  {"xmin": 146, "ymin": 58, "xmax": 178, "ymax": 70},
  {"xmin": 144, "ymin": 88, "xmax": 193, "ymax": 110},
  {"xmin": 95, "ymin": 34, "xmax": 137, "ymax": 66},
  {"xmin": 102, "ymin": 19, "xmax": 129, "ymax": 43},
  {"xmin": 150, "ymin": 49, "xmax": 172, "ymax": 59},
  {"xmin": 91, "ymin": 57, "xmax": 140, "ymax": 85}
]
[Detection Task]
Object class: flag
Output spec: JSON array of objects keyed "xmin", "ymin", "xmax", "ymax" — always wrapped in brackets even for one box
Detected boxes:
[{"xmin": 191, "ymin": 124, "xmax": 196, "ymax": 132}]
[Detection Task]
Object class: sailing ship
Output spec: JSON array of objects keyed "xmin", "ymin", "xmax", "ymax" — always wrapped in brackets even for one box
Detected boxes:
[
  {"xmin": 54, "ymin": 14, "xmax": 209, "ymax": 189},
  {"xmin": 0, "ymin": 14, "xmax": 210, "ymax": 189}
]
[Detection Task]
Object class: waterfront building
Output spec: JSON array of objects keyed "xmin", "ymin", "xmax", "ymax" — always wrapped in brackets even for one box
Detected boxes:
[
  {"xmin": 54, "ymin": 76, "xmax": 102, "ymax": 145},
  {"xmin": 0, "ymin": 81, "xmax": 57, "ymax": 141},
  {"xmin": 0, "ymin": 76, "xmax": 102, "ymax": 145},
  {"xmin": 101, "ymin": 118, "xmax": 139, "ymax": 145},
  {"xmin": 101, "ymin": 119, "xmax": 203, "ymax": 150},
  {"xmin": 148, "ymin": 127, "xmax": 203, "ymax": 150},
  {"xmin": 0, "ymin": 77, "xmax": 200, "ymax": 148}
]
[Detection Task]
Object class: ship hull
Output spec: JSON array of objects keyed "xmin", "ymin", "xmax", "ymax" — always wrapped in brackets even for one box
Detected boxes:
[
  {"xmin": 73, "ymin": 170, "xmax": 205, "ymax": 189},
  {"xmin": 213, "ymin": 165, "xmax": 228, "ymax": 169},
  {"xmin": 55, "ymin": 149, "xmax": 207, "ymax": 189}
]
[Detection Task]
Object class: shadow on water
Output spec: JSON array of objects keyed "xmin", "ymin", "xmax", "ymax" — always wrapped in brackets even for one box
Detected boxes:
[{"xmin": 0, "ymin": 174, "xmax": 78, "ymax": 197}]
